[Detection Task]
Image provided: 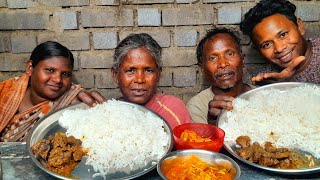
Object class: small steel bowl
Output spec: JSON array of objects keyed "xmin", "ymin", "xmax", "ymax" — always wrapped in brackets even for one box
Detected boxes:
[{"xmin": 157, "ymin": 149, "xmax": 241, "ymax": 180}]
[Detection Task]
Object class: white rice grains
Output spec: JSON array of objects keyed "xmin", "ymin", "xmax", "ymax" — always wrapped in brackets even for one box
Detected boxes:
[
  {"xmin": 220, "ymin": 85, "xmax": 320, "ymax": 158},
  {"xmin": 58, "ymin": 99, "xmax": 169, "ymax": 176}
]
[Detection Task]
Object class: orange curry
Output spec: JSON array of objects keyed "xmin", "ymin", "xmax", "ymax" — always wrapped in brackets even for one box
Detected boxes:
[
  {"xmin": 180, "ymin": 129, "xmax": 212, "ymax": 143},
  {"xmin": 162, "ymin": 154, "xmax": 236, "ymax": 180}
]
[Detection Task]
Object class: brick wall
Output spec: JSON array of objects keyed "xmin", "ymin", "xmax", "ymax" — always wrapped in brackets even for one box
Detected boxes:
[{"xmin": 0, "ymin": 0, "xmax": 319, "ymax": 102}]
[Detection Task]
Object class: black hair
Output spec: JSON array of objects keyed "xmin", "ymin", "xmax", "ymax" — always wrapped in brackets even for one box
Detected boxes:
[
  {"xmin": 240, "ymin": 0, "xmax": 297, "ymax": 37},
  {"xmin": 29, "ymin": 41, "xmax": 74, "ymax": 67},
  {"xmin": 196, "ymin": 28, "xmax": 241, "ymax": 65},
  {"xmin": 113, "ymin": 33, "xmax": 162, "ymax": 71}
]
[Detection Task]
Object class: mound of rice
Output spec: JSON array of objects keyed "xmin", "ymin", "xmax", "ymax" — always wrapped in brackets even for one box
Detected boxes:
[
  {"xmin": 58, "ymin": 99, "xmax": 169, "ymax": 176},
  {"xmin": 220, "ymin": 85, "xmax": 320, "ymax": 158}
]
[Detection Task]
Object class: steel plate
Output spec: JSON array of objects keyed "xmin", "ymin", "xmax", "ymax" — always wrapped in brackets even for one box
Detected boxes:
[
  {"xmin": 26, "ymin": 102, "xmax": 173, "ymax": 180},
  {"xmin": 157, "ymin": 149, "xmax": 241, "ymax": 180},
  {"xmin": 217, "ymin": 82, "xmax": 320, "ymax": 175}
]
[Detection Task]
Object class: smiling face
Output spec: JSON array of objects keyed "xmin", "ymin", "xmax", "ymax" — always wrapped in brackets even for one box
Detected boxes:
[
  {"xmin": 27, "ymin": 56, "xmax": 73, "ymax": 101},
  {"xmin": 202, "ymin": 33, "xmax": 243, "ymax": 89},
  {"xmin": 112, "ymin": 48, "xmax": 160, "ymax": 105},
  {"xmin": 252, "ymin": 14, "xmax": 307, "ymax": 68}
]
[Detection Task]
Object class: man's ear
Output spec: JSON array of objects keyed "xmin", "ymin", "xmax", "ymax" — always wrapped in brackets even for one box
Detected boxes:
[
  {"xmin": 25, "ymin": 60, "xmax": 33, "ymax": 76},
  {"xmin": 297, "ymin": 18, "xmax": 305, "ymax": 36},
  {"xmin": 241, "ymin": 53, "xmax": 245, "ymax": 64},
  {"xmin": 199, "ymin": 63, "xmax": 205, "ymax": 72},
  {"xmin": 111, "ymin": 68, "xmax": 119, "ymax": 84}
]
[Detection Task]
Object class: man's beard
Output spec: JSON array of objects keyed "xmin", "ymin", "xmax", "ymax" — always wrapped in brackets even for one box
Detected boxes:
[
  {"xmin": 217, "ymin": 81, "xmax": 236, "ymax": 90},
  {"xmin": 219, "ymin": 84, "xmax": 235, "ymax": 90}
]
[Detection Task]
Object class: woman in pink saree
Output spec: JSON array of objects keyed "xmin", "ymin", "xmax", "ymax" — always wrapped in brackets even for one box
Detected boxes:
[{"xmin": 111, "ymin": 33, "xmax": 191, "ymax": 129}]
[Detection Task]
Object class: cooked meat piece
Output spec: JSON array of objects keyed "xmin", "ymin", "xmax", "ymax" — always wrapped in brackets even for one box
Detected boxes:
[
  {"xmin": 276, "ymin": 158, "xmax": 291, "ymax": 169},
  {"xmin": 251, "ymin": 142, "xmax": 266, "ymax": 160},
  {"xmin": 236, "ymin": 136, "xmax": 251, "ymax": 148},
  {"xmin": 272, "ymin": 152, "xmax": 290, "ymax": 159},
  {"xmin": 32, "ymin": 132, "xmax": 85, "ymax": 176},
  {"xmin": 237, "ymin": 142, "xmax": 266, "ymax": 162},
  {"xmin": 48, "ymin": 147, "xmax": 72, "ymax": 167},
  {"xmin": 252, "ymin": 150, "xmax": 263, "ymax": 162},
  {"xmin": 52, "ymin": 132, "xmax": 68, "ymax": 148},
  {"xmin": 259, "ymin": 157, "xmax": 279, "ymax": 166},
  {"xmin": 251, "ymin": 142, "xmax": 263, "ymax": 150},
  {"xmin": 235, "ymin": 135, "xmax": 305, "ymax": 169},
  {"xmin": 67, "ymin": 136, "xmax": 82, "ymax": 146},
  {"xmin": 73, "ymin": 149, "xmax": 84, "ymax": 161},
  {"xmin": 264, "ymin": 142, "xmax": 277, "ymax": 153},
  {"xmin": 32, "ymin": 140, "xmax": 51, "ymax": 160},
  {"xmin": 276, "ymin": 148, "xmax": 289, "ymax": 153},
  {"xmin": 237, "ymin": 147, "xmax": 253, "ymax": 160}
]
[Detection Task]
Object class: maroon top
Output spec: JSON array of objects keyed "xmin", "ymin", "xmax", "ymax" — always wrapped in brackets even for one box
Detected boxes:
[{"xmin": 291, "ymin": 37, "xmax": 320, "ymax": 84}]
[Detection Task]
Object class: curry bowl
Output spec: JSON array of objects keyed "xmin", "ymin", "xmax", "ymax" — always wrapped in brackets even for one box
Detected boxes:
[
  {"xmin": 26, "ymin": 102, "xmax": 173, "ymax": 180},
  {"xmin": 173, "ymin": 123, "xmax": 225, "ymax": 152},
  {"xmin": 157, "ymin": 149, "xmax": 241, "ymax": 180}
]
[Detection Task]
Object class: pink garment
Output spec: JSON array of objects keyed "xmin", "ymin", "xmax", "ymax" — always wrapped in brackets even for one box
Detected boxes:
[{"xmin": 145, "ymin": 94, "xmax": 191, "ymax": 130}]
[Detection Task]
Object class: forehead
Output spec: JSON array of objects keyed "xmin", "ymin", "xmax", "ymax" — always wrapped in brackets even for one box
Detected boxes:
[
  {"xmin": 36, "ymin": 56, "xmax": 72, "ymax": 68},
  {"xmin": 204, "ymin": 33, "xmax": 239, "ymax": 53},
  {"xmin": 120, "ymin": 48, "xmax": 157, "ymax": 67},
  {"xmin": 252, "ymin": 14, "xmax": 297, "ymax": 42}
]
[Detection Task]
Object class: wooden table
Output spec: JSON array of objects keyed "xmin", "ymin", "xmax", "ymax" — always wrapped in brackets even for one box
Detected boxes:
[{"xmin": 1, "ymin": 142, "xmax": 320, "ymax": 180}]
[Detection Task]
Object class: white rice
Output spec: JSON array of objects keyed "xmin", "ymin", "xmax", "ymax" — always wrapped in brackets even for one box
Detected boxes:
[
  {"xmin": 58, "ymin": 99, "xmax": 169, "ymax": 176},
  {"xmin": 220, "ymin": 85, "xmax": 320, "ymax": 158}
]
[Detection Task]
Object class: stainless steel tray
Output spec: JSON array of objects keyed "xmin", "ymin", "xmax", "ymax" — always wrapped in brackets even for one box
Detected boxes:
[
  {"xmin": 217, "ymin": 82, "xmax": 320, "ymax": 175},
  {"xmin": 157, "ymin": 149, "xmax": 241, "ymax": 180},
  {"xmin": 26, "ymin": 102, "xmax": 173, "ymax": 180}
]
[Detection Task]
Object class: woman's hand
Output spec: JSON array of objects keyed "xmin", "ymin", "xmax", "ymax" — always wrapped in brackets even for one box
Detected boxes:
[
  {"xmin": 72, "ymin": 90, "xmax": 106, "ymax": 107},
  {"xmin": 208, "ymin": 95, "xmax": 235, "ymax": 121},
  {"xmin": 252, "ymin": 56, "xmax": 305, "ymax": 84}
]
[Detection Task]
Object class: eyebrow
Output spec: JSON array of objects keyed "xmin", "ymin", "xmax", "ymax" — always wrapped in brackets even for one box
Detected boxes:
[{"xmin": 277, "ymin": 29, "xmax": 287, "ymax": 35}]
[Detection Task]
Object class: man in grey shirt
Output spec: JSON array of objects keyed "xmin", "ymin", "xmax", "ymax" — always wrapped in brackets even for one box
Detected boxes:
[{"xmin": 187, "ymin": 28, "xmax": 252, "ymax": 124}]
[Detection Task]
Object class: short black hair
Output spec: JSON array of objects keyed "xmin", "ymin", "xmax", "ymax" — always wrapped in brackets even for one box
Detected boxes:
[
  {"xmin": 240, "ymin": 0, "xmax": 297, "ymax": 38},
  {"xmin": 30, "ymin": 41, "xmax": 74, "ymax": 67},
  {"xmin": 196, "ymin": 28, "xmax": 241, "ymax": 65}
]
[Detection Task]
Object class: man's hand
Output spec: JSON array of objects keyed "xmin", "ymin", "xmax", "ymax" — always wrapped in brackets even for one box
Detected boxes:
[
  {"xmin": 252, "ymin": 56, "xmax": 305, "ymax": 84},
  {"xmin": 208, "ymin": 95, "xmax": 235, "ymax": 121},
  {"xmin": 71, "ymin": 90, "xmax": 106, "ymax": 107}
]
